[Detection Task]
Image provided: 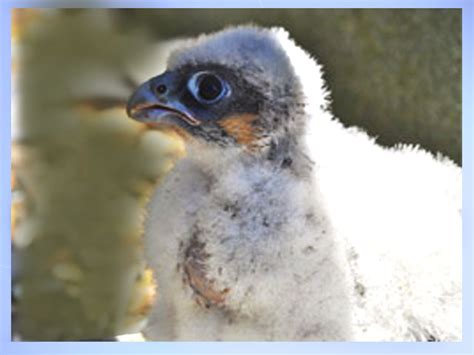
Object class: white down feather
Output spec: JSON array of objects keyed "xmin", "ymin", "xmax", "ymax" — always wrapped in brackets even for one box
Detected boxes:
[
  {"xmin": 275, "ymin": 28, "xmax": 461, "ymax": 340},
  {"xmin": 141, "ymin": 27, "xmax": 461, "ymax": 341}
]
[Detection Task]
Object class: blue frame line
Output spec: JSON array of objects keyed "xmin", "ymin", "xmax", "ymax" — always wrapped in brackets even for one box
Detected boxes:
[{"xmin": 1, "ymin": 1, "xmax": 472, "ymax": 355}]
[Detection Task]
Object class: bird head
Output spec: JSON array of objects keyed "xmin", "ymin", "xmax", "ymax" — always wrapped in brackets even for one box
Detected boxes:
[{"xmin": 127, "ymin": 26, "xmax": 321, "ymax": 164}]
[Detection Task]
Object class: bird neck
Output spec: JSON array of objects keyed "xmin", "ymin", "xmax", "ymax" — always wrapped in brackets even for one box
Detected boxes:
[
  {"xmin": 264, "ymin": 134, "xmax": 313, "ymax": 178},
  {"xmin": 184, "ymin": 135, "xmax": 314, "ymax": 183}
]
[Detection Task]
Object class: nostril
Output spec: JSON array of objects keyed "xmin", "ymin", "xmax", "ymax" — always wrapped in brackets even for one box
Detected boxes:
[{"xmin": 155, "ymin": 84, "xmax": 167, "ymax": 95}]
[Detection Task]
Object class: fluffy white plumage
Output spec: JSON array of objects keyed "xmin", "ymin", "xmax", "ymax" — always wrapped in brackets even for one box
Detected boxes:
[{"xmin": 140, "ymin": 27, "xmax": 461, "ymax": 341}]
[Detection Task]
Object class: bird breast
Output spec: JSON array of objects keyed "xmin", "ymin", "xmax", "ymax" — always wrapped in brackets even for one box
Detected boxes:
[{"xmin": 142, "ymin": 149, "xmax": 353, "ymax": 340}]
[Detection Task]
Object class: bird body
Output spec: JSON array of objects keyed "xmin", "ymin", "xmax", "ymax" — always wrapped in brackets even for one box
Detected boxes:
[
  {"xmin": 127, "ymin": 26, "xmax": 461, "ymax": 341},
  {"xmin": 142, "ymin": 143, "xmax": 353, "ymax": 340},
  {"xmin": 306, "ymin": 115, "xmax": 461, "ymax": 341}
]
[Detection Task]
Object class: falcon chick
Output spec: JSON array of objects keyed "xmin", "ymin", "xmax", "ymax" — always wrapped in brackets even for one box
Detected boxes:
[{"xmin": 127, "ymin": 26, "xmax": 461, "ymax": 341}]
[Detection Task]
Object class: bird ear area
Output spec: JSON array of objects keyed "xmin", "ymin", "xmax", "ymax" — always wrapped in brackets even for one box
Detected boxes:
[{"xmin": 216, "ymin": 113, "xmax": 260, "ymax": 150}]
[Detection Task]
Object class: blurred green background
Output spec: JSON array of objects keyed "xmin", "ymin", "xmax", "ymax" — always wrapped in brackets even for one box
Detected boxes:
[{"xmin": 113, "ymin": 9, "xmax": 461, "ymax": 164}]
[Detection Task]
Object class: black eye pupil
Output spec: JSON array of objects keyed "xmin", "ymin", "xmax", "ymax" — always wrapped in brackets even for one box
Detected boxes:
[
  {"xmin": 198, "ymin": 74, "xmax": 223, "ymax": 101},
  {"xmin": 156, "ymin": 84, "xmax": 167, "ymax": 94}
]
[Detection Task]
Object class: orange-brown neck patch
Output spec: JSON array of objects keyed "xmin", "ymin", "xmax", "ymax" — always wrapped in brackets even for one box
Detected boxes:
[{"xmin": 218, "ymin": 113, "xmax": 259, "ymax": 150}]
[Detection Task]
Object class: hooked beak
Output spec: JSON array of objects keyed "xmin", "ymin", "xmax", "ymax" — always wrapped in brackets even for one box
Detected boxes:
[{"xmin": 126, "ymin": 80, "xmax": 201, "ymax": 127}]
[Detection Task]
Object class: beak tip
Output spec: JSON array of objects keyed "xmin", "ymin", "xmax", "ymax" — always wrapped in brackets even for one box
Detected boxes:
[
  {"xmin": 125, "ymin": 104, "xmax": 134, "ymax": 118},
  {"xmin": 126, "ymin": 82, "xmax": 153, "ymax": 119}
]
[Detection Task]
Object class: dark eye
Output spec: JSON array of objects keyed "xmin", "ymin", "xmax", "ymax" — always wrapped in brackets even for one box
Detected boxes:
[{"xmin": 188, "ymin": 71, "xmax": 230, "ymax": 104}]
